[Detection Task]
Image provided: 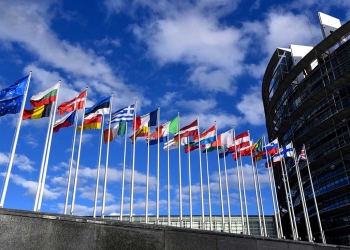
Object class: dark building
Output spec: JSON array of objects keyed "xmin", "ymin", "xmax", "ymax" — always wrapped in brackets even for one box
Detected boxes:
[{"xmin": 262, "ymin": 12, "xmax": 350, "ymax": 245}]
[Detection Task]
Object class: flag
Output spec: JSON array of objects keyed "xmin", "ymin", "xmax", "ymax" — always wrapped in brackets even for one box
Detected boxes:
[
  {"xmin": 103, "ymin": 122, "xmax": 126, "ymax": 143},
  {"xmin": 265, "ymin": 153, "xmax": 282, "ymax": 167},
  {"xmin": 84, "ymin": 97, "xmax": 111, "ymax": 119},
  {"xmin": 0, "ymin": 75, "xmax": 29, "ymax": 101},
  {"xmin": 228, "ymin": 131, "xmax": 250, "ymax": 152},
  {"xmin": 130, "ymin": 126, "xmax": 149, "ymax": 143},
  {"xmin": 77, "ymin": 114, "xmax": 102, "ymax": 131},
  {"xmin": 0, "ymin": 95, "xmax": 24, "ymax": 117},
  {"xmin": 53, "ymin": 111, "xmax": 76, "ymax": 133},
  {"xmin": 147, "ymin": 116, "xmax": 178, "ymax": 145},
  {"xmin": 110, "ymin": 104, "xmax": 134, "ymax": 123},
  {"xmin": 254, "ymin": 151, "xmax": 267, "ymax": 162},
  {"xmin": 202, "ymin": 143, "xmax": 222, "ymax": 153},
  {"xmin": 297, "ymin": 145, "xmax": 307, "ymax": 163},
  {"xmin": 22, "ymin": 103, "xmax": 52, "ymax": 120},
  {"xmin": 163, "ymin": 137, "xmax": 188, "ymax": 151},
  {"xmin": 132, "ymin": 109, "xmax": 157, "ymax": 131},
  {"xmin": 192, "ymin": 125, "xmax": 216, "ymax": 146},
  {"xmin": 176, "ymin": 119, "xmax": 198, "ymax": 138},
  {"xmin": 232, "ymin": 142, "xmax": 254, "ymax": 160},
  {"xmin": 211, "ymin": 129, "xmax": 233, "ymax": 148},
  {"xmin": 280, "ymin": 142, "xmax": 294, "ymax": 158},
  {"xmin": 57, "ymin": 90, "xmax": 86, "ymax": 115},
  {"xmin": 30, "ymin": 82, "xmax": 59, "ymax": 107},
  {"xmin": 264, "ymin": 139, "xmax": 279, "ymax": 155},
  {"xmin": 253, "ymin": 138, "xmax": 263, "ymax": 153}
]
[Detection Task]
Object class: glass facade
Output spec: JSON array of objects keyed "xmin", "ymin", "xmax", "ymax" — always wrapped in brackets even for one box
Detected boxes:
[{"xmin": 262, "ymin": 20, "xmax": 350, "ymax": 245}]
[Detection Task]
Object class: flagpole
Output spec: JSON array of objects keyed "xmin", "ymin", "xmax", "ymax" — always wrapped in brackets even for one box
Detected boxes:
[
  {"xmin": 263, "ymin": 136, "xmax": 281, "ymax": 238},
  {"xmin": 283, "ymin": 154, "xmax": 299, "ymax": 240},
  {"xmin": 255, "ymin": 159, "xmax": 267, "ymax": 236},
  {"xmin": 304, "ymin": 144, "xmax": 326, "ymax": 244},
  {"xmin": 233, "ymin": 126, "xmax": 245, "ymax": 234},
  {"xmin": 268, "ymin": 150, "xmax": 283, "ymax": 238},
  {"xmin": 187, "ymin": 141, "xmax": 193, "ymax": 229},
  {"xmin": 64, "ymin": 93, "xmax": 81, "ymax": 215},
  {"xmin": 178, "ymin": 112, "xmax": 183, "ymax": 227},
  {"xmin": 223, "ymin": 145, "xmax": 232, "ymax": 233},
  {"xmin": 145, "ymin": 125, "xmax": 150, "ymax": 224},
  {"xmin": 156, "ymin": 106, "xmax": 160, "ymax": 225},
  {"xmin": 205, "ymin": 147, "xmax": 212, "ymax": 231},
  {"xmin": 101, "ymin": 94, "xmax": 113, "ymax": 218},
  {"xmin": 239, "ymin": 149, "xmax": 250, "ymax": 235},
  {"xmin": 248, "ymin": 132, "xmax": 262, "ymax": 236},
  {"xmin": 34, "ymin": 100, "xmax": 53, "ymax": 211},
  {"xmin": 93, "ymin": 115, "xmax": 104, "ymax": 218},
  {"xmin": 167, "ymin": 133, "xmax": 170, "ymax": 226},
  {"xmin": 0, "ymin": 72, "xmax": 32, "ymax": 208},
  {"xmin": 37, "ymin": 81, "xmax": 61, "ymax": 211},
  {"xmin": 277, "ymin": 140, "xmax": 297, "ymax": 240},
  {"xmin": 70, "ymin": 87, "xmax": 87, "ymax": 215},
  {"xmin": 291, "ymin": 142, "xmax": 312, "ymax": 242},
  {"xmin": 197, "ymin": 118, "xmax": 205, "ymax": 229},
  {"xmin": 120, "ymin": 123, "xmax": 128, "ymax": 221},
  {"xmin": 214, "ymin": 121, "xmax": 225, "ymax": 231},
  {"xmin": 130, "ymin": 100, "xmax": 137, "ymax": 222}
]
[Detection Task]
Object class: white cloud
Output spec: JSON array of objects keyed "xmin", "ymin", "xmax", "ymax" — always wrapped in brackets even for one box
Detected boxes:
[
  {"xmin": 0, "ymin": 152, "xmax": 35, "ymax": 172},
  {"xmin": 0, "ymin": 0, "xmax": 149, "ymax": 109},
  {"xmin": 236, "ymin": 86, "xmax": 265, "ymax": 126}
]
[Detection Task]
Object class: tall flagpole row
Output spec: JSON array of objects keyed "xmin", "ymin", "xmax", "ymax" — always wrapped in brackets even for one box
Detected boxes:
[
  {"xmin": 156, "ymin": 106, "xmax": 160, "ymax": 225},
  {"xmin": 37, "ymin": 81, "xmax": 61, "ymax": 211},
  {"xmin": 304, "ymin": 144, "xmax": 326, "ymax": 244},
  {"xmin": 34, "ymin": 101, "xmax": 53, "ymax": 211},
  {"xmin": 214, "ymin": 121, "xmax": 225, "ymax": 231},
  {"xmin": 70, "ymin": 87, "xmax": 88, "ymax": 215},
  {"xmin": 177, "ymin": 112, "xmax": 183, "ymax": 227},
  {"xmin": 263, "ymin": 135, "xmax": 281, "ymax": 238},
  {"xmin": 248, "ymin": 131, "xmax": 262, "ymax": 236},
  {"xmin": 187, "ymin": 141, "xmax": 193, "ymax": 228},
  {"xmin": 197, "ymin": 118, "xmax": 205, "ymax": 229},
  {"xmin": 223, "ymin": 147, "xmax": 232, "ymax": 233},
  {"xmin": 64, "ymin": 97, "xmax": 80, "ymax": 215},
  {"xmin": 205, "ymin": 148, "xmax": 212, "ymax": 231},
  {"xmin": 120, "ymin": 124, "xmax": 128, "ymax": 221},
  {"xmin": 239, "ymin": 150, "xmax": 250, "ymax": 234},
  {"xmin": 93, "ymin": 115, "xmax": 104, "ymax": 217},
  {"xmin": 291, "ymin": 142, "xmax": 312, "ymax": 242},
  {"xmin": 130, "ymin": 100, "xmax": 137, "ymax": 222},
  {"xmin": 101, "ymin": 94, "xmax": 113, "ymax": 218},
  {"xmin": 233, "ymin": 126, "xmax": 245, "ymax": 234},
  {"xmin": 0, "ymin": 72, "xmax": 32, "ymax": 208}
]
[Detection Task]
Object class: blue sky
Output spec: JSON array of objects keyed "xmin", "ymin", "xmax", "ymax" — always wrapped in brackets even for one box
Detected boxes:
[{"xmin": 0, "ymin": 0, "xmax": 348, "ymax": 217}]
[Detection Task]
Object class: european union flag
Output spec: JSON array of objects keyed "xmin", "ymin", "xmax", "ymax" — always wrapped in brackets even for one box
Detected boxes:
[
  {"xmin": 0, "ymin": 75, "xmax": 29, "ymax": 101},
  {"xmin": 0, "ymin": 95, "xmax": 24, "ymax": 116}
]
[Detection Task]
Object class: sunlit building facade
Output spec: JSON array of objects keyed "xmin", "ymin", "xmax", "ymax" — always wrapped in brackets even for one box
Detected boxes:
[{"xmin": 262, "ymin": 12, "xmax": 350, "ymax": 245}]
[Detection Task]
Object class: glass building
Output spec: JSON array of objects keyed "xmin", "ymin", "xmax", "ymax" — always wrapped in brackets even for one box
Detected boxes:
[
  {"xmin": 262, "ymin": 12, "xmax": 350, "ymax": 245},
  {"xmin": 104, "ymin": 215, "xmax": 276, "ymax": 237}
]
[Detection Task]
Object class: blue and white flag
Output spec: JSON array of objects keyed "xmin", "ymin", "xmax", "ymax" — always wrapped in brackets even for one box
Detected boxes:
[
  {"xmin": 110, "ymin": 104, "xmax": 135, "ymax": 123},
  {"xmin": 0, "ymin": 95, "xmax": 24, "ymax": 116},
  {"xmin": 280, "ymin": 142, "xmax": 294, "ymax": 158},
  {"xmin": 0, "ymin": 75, "xmax": 29, "ymax": 101}
]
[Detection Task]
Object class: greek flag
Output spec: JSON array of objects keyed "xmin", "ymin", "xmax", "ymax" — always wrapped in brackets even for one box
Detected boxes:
[{"xmin": 110, "ymin": 104, "xmax": 135, "ymax": 123}]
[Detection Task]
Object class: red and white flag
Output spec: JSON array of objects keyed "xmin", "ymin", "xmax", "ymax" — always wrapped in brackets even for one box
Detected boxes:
[
  {"xmin": 227, "ymin": 131, "xmax": 250, "ymax": 152},
  {"xmin": 58, "ymin": 90, "xmax": 86, "ymax": 115},
  {"xmin": 176, "ymin": 119, "xmax": 198, "ymax": 138}
]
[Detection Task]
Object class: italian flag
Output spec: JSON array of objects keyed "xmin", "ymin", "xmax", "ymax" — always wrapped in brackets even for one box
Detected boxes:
[{"xmin": 30, "ymin": 82, "xmax": 60, "ymax": 107}]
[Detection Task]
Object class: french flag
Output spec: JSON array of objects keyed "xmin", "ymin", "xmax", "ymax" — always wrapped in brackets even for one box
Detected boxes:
[{"xmin": 53, "ymin": 111, "xmax": 76, "ymax": 133}]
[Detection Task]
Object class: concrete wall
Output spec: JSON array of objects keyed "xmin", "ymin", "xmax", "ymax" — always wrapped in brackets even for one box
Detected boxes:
[{"xmin": 0, "ymin": 208, "xmax": 348, "ymax": 250}]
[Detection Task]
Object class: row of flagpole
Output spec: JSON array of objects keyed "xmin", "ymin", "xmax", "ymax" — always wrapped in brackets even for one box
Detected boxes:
[{"xmin": 0, "ymin": 73, "xmax": 326, "ymax": 244}]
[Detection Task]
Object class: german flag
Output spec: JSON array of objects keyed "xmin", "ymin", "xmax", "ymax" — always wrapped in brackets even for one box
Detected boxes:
[
  {"xmin": 77, "ymin": 114, "xmax": 102, "ymax": 131},
  {"xmin": 22, "ymin": 103, "xmax": 52, "ymax": 120}
]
